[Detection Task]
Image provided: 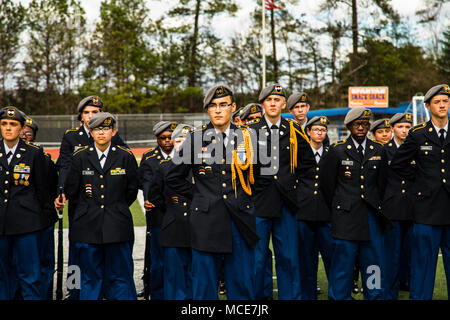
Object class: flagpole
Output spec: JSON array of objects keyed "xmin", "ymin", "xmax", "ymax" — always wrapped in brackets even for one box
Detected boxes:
[{"xmin": 262, "ymin": 0, "xmax": 266, "ymax": 88}]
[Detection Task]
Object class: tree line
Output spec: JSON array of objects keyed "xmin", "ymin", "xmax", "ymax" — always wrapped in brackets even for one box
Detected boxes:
[{"xmin": 0, "ymin": 0, "xmax": 448, "ymax": 116}]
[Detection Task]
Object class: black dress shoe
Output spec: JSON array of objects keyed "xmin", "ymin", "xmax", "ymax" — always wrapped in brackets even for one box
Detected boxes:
[{"xmin": 137, "ymin": 289, "xmax": 145, "ymax": 297}]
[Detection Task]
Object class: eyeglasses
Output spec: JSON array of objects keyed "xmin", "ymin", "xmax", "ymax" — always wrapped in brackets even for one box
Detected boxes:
[
  {"xmin": 311, "ymin": 128, "xmax": 327, "ymax": 133},
  {"xmin": 158, "ymin": 136, "xmax": 172, "ymax": 140},
  {"xmin": 351, "ymin": 121, "xmax": 370, "ymax": 128},
  {"xmin": 20, "ymin": 132, "xmax": 34, "ymax": 138},
  {"xmin": 207, "ymin": 103, "xmax": 232, "ymax": 111},
  {"xmin": 92, "ymin": 126, "xmax": 112, "ymax": 132}
]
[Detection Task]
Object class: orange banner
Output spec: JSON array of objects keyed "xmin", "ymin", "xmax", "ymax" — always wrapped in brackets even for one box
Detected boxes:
[{"xmin": 348, "ymin": 87, "xmax": 389, "ymax": 108}]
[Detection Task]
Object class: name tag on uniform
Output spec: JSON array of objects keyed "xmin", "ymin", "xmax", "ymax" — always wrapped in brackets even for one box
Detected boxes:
[
  {"xmin": 341, "ymin": 160, "xmax": 353, "ymax": 166},
  {"xmin": 111, "ymin": 168, "xmax": 126, "ymax": 175},
  {"xmin": 82, "ymin": 170, "xmax": 94, "ymax": 175},
  {"xmin": 420, "ymin": 146, "xmax": 432, "ymax": 151},
  {"xmin": 369, "ymin": 156, "xmax": 381, "ymax": 161}
]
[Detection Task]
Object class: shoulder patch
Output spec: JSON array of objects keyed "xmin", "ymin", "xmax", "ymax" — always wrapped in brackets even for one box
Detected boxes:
[
  {"xmin": 411, "ymin": 122, "xmax": 426, "ymax": 133},
  {"xmin": 145, "ymin": 154, "xmax": 157, "ymax": 161},
  {"xmin": 192, "ymin": 125, "xmax": 207, "ymax": 133},
  {"xmin": 142, "ymin": 147, "xmax": 156, "ymax": 157},
  {"xmin": 117, "ymin": 145, "xmax": 133, "ymax": 155},
  {"xmin": 25, "ymin": 141, "xmax": 40, "ymax": 150},
  {"xmin": 369, "ymin": 138, "xmax": 384, "ymax": 146},
  {"xmin": 286, "ymin": 118, "xmax": 303, "ymax": 130},
  {"xmin": 160, "ymin": 158, "xmax": 171, "ymax": 164},
  {"xmin": 333, "ymin": 139, "xmax": 347, "ymax": 147},
  {"xmin": 65, "ymin": 127, "xmax": 79, "ymax": 134},
  {"xmin": 73, "ymin": 146, "xmax": 88, "ymax": 156}
]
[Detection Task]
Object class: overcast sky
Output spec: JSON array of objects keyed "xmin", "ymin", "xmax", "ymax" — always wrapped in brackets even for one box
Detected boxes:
[
  {"xmin": 76, "ymin": 0, "xmax": 448, "ymax": 36},
  {"xmin": 15, "ymin": 0, "xmax": 450, "ymax": 50},
  {"xmin": 12, "ymin": 0, "xmax": 450, "ymax": 79}
]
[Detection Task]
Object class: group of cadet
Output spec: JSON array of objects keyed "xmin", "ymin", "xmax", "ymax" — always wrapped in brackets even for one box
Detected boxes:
[{"xmin": 0, "ymin": 82, "xmax": 448, "ymax": 301}]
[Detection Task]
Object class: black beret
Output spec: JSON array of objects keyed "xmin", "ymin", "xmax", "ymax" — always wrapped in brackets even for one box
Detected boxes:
[
  {"xmin": 370, "ymin": 118, "xmax": 391, "ymax": 132},
  {"xmin": 287, "ymin": 92, "xmax": 309, "ymax": 109},
  {"xmin": 424, "ymin": 84, "xmax": 449, "ymax": 104},
  {"xmin": 258, "ymin": 84, "xmax": 286, "ymax": 103},
  {"xmin": 88, "ymin": 112, "xmax": 116, "ymax": 129},
  {"xmin": 306, "ymin": 116, "xmax": 329, "ymax": 129},
  {"xmin": 390, "ymin": 112, "xmax": 412, "ymax": 126},
  {"xmin": 344, "ymin": 107, "xmax": 373, "ymax": 125},
  {"xmin": 232, "ymin": 106, "xmax": 245, "ymax": 120},
  {"xmin": 203, "ymin": 85, "xmax": 234, "ymax": 109},
  {"xmin": 77, "ymin": 95, "xmax": 103, "ymax": 121},
  {"xmin": 0, "ymin": 106, "xmax": 26, "ymax": 124},
  {"xmin": 153, "ymin": 121, "xmax": 177, "ymax": 137},
  {"xmin": 240, "ymin": 103, "xmax": 263, "ymax": 120},
  {"xmin": 172, "ymin": 124, "xmax": 193, "ymax": 139}
]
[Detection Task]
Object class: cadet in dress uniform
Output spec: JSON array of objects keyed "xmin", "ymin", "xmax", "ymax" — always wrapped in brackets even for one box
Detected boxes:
[
  {"xmin": 167, "ymin": 84, "xmax": 259, "ymax": 300},
  {"xmin": 288, "ymin": 92, "xmax": 310, "ymax": 130},
  {"xmin": 351, "ymin": 117, "xmax": 392, "ymax": 294},
  {"xmin": 54, "ymin": 96, "xmax": 127, "ymax": 299},
  {"xmin": 138, "ymin": 121, "xmax": 176, "ymax": 300},
  {"xmin": 58, "ymin": 113, "xmax": 139, "ymax": 300},
  {"xmin": 247, "ymin": 85, "xmax": 315, "ymax": 300},
  {"xmin": 320, "ymin": 107, "xmax": 392, "ymax": 300},
  {"xmin": 288, "ymin": 93, "xmax": 329, "ymax": 147},
  {"xmin": 158, "ymin": 124, "xmax": 194, "ymax": 300},
  {"xmin": 239, "ymin": 102, "xmax": 272, "ymax": 299},
  {"xmin": 382, "ymin": 112, "xmax": 413, "ymax": 299},
  {"xmin": 19, "ymin": 116, "xmax": 58, "ymax": 300},
  {"xmin": 390, "ymin": 84, "xmax": 450, "ymax": 300},
  {"xmin": 370, "ymin": 118, "xmax": 392, "ymax": 144},
  {"xmin": 0, "ymin": 107, "xmax": 49, "ymax": 300},
  {"xmin": 240, "ymin": 103, "xmax": 263, "ymax": 124},
  {"xmin": 296, "ymin": 116, "xmax": 333, "ymax": 300},
  {"xmin": 56, "ymin": 96, "xmax": 128, "ymax": 189}
]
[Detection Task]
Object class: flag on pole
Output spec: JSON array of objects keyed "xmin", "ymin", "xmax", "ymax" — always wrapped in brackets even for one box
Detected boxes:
[{"xmin": 265, "ymin": 0, "xmax": 281, "ymax": 10}]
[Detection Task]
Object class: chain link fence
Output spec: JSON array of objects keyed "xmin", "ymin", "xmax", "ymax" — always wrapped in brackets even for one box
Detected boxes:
[
  {"xmin": 32, "ymin": 113, "xmax": 210, "ymax": 148},
  {"xmin": 32, "ymin": 113, "xmax": 353, "ymax": 149}
]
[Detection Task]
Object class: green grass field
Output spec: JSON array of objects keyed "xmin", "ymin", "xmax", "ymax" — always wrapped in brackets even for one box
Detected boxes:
[{"xmin": 219, "ymin": 241, "xmax": 448, "ymax": 300}]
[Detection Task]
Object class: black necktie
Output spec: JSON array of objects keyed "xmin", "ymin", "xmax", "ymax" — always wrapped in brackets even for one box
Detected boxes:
[
  {"xmin": 99, "ymin": 154, "xmax": 106, "ymax": 167},
  {"xmin": 315, "ymin": 152, "xmax": 321, "ymax": 163},
  {"xmin": 357, "ymin": 144, "xmax": 364, "ymax": 161},
  {"xmin": 6, "ymin": 151, "xmax": 12, "ymax": 164},
  {"xmin": 221, "ymin": 132, "xmax": 227, "ymax": 146},
  {"xmin": 271, "ymin": 124, "xmax": 278, "ymax": 137},
  {"xmin": 439, "ymin": 129, "xmax": 446, "ymax": 145}
]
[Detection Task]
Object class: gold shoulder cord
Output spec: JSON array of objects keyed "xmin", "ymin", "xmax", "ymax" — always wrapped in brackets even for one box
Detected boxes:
[
  {"xmin": 290, "ymin": 121, "xmax": 310, "ymax": 173},
  {"xmin": 231, "ymin": 128, "xmax": 255, "ymax": 197}
]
